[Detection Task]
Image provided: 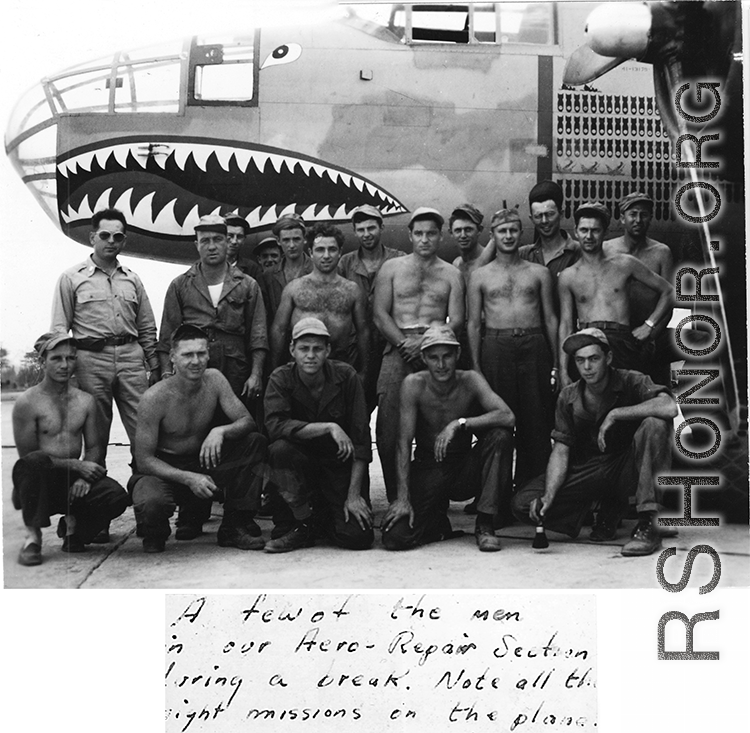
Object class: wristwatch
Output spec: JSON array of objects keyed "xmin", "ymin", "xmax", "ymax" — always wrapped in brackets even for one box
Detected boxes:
[
  {"xmin": 457, "ymin": 418, "xmax": 467, "ymax": 430},
  {"xmin": 644, "ymin": 319, "xmax": 655, "ymax": 329}
]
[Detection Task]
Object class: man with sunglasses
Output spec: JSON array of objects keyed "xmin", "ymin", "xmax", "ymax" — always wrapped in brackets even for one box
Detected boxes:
[{"xmin": 51, "ymin": 209, "xmax": 159, "ymax": 491}]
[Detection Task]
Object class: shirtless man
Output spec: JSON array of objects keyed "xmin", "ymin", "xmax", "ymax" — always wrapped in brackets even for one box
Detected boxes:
[
  {"xmin": 558, "ymin": 202, "xmax": 672, "ymax": 387},
  {"xmin": 381, "ymin": 324, "xmax": 514, "ymax": 552},
  {"xmin": 339, "ymin": 205, "xmax": 405, "ymax": 412},
  {"xmin": 467, "ymin": 208, "xmax": 558, "ymax": 494},
  {"xmin": 270, "ymin": 223, "xmax": 369, "ymax": 375},
  {"xmin": 373, "ymin": 207, "xmax": 465, "ymax": 501},
  {"xmin": 605, "ymin": 192, "xmax": 674, "ymax": 386},
  {"xmin": 12, "ymin": 333, "xmax": 128, "ymax": 565},
  {"xmin": 449, "ymin": 203, "xmax": 486, "ymax": 285},
  {"xmin": 131, "ymin": 325, "xmax": 267, "ymax": 552}
]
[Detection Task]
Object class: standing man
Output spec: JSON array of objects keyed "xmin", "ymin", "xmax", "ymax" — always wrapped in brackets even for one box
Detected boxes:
[
  {"xmin": 381, "ymin": 325, "xmax": 515, "ymax": 552},
  {"xmin": 467, "ymin": 208, "xmax": 558, "ymax": 493},
  {"xmin": 51, "ymin": 208, "xmax": 159, "ymax": 465},
  {"xmin": 339, "ymin": 205, "xmax": 405, "ymax": 412},
  {"xmin": 373, "ymin": 207, "xmax": 465, "ymax": 501},
  {"xmin": 264, "ymin": 317, "xmax": 374, "ymax": 553},
  {"xmin": 512, "ymin": 328, "xmax": 676, "ymax": 556},
  {"xmin": 157, "ymin": 214, "xmax": 267, "ymax": 402},
  {"xmin": 270, "ymin": 223, "xmax": 369, "ymax": 374},
  {"xmin": 262, "ymin": 214, "xmax": 314, "ymax": 322},
  {"xmin": 131, "ymin": 325, "xmax": 267, "ymax": 552},
  {"xmin": 449, "ymin": 203, "xmax": 486, "ymax": 285},
  {"xmin": 519, "ymin": 180, "xmax": 580, "ymax": 281},
  {"xmin": 605, "ymin": 192, "xmax": 674, "ymax": 386},
  {"xmin": 12, "ymin": 333, "xmax": 128, "ymax": 565},
  {"xmin": 558, "ymin": 203, "xmax": 672, "ymax": 387},
  {"xmin": 253, "ymin": 236, "xmax": 283, "ymax": 274},
  {"xmin": 224, "ymin": 214, "xmax": 264, "ymax": 282}
]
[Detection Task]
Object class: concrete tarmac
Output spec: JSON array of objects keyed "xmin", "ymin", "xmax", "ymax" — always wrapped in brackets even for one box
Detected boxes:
[{"xmin": 3, "ymin": 395, "xmax": 748, "ymax": 589}]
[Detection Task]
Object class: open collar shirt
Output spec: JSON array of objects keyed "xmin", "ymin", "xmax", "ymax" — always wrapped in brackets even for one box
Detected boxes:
[
  {"xmin": 157, "ymin": 262, "xmax": 267, "ymax": 358},
  {"xmin": 51, "ymin": 256, "xmax": 158, "ymax": 369},
  {"xmin": 551, "ymin": 368, "xmax": 669, "ymax": 464}
]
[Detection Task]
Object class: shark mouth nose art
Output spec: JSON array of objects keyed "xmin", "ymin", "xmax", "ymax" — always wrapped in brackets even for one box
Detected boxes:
[{"xmin": 57, "ymin": 137, "xmax": 407, "ymax": 236}]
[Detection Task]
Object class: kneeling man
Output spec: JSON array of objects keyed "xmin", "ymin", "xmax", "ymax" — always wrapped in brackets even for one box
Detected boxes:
[
  {"xmin": 264, "ymin": 317, "xmax": 373, "ymax": 553},
  {"xmin": 130, "ymin": 325, "xmax": 266, "ymax": 552},
  {"xmin": 382, "ymin": 325, "xmax": 515, "ymax": 552},
  {"xmin": 12, "ymin": 333, "xmax": 128, "ymax": 566},
  {"xmin": 512, "ymin": 328, "xmax": 676, "ymax": 556}
]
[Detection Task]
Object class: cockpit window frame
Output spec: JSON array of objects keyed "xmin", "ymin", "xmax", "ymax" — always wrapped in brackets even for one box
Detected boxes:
[{"xmin": 186, "ymin": 30, "xmax": 260, "ymax": 108}]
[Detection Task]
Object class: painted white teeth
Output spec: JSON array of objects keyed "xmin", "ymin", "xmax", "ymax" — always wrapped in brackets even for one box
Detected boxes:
[
  {"xmin": 113, "ymin": 188, "xmax": 134, "ymax": 215},
  {"xmin": 93, "ymin": 187, "xmax": 113, "ymax": 213},
  {"xmin": 153, "ymin": 199, "xmax": 182, "ymax": 234}
]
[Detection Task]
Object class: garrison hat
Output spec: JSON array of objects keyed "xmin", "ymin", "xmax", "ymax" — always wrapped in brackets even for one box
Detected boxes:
[
  {"xmin": 619, "ymin": 192, "xmax": 654, "ymax": 213},
  {"xmin": 292, "ymin": 317, "xmax": 330, "ymax": 341},
  {"xmin": 562, "ymin": 327, "xmax": 611, "ymax": 355},
  {"xmin": 194, "ymin": 214, "xmax": 227, "ymax": 234},
  {"xmin": 408, "ymin": 206, "xmax": 444, "ymax": 229},
  {"xmin": 450, "ymin": 203, "xmax": 484, "ymax": 227},
  {"xmin": 223, "ymin": 214, "xmax": 250, "ymax": 234},
  {"xmin": 574, "ymin": 201, "xmax": 611, "ymax": 228},
  {"xmin": 490, "ymin": 208, "xmax": 523, "ymax": 229},
  {"xmin": 420, "ymin": 323, "xmax": 460, "ymax": 351},
  {"xmin": 528, "ymin": 180, "xmax": 564, "ymax": 210},
  {"xmin": 34, "ymin": 332, "xmax": 77, "ymax": 356},
  {"xmin": 351, "ymin": 204, "xmax": 384, "ymax": 224},
  {"xmin": 272, "ymin": 213, "xmax": 306, "ymax": 237}
]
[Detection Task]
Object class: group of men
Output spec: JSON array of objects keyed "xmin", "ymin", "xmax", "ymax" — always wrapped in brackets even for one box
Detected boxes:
[{"xmin": 13, "ymin": 178, "xmax": 678, "ymax": 567}]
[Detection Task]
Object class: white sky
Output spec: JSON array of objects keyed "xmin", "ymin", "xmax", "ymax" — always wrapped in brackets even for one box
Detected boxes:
[{"xmin": 0, "ymin": 0, "xmax": 338, "ymax": 364}]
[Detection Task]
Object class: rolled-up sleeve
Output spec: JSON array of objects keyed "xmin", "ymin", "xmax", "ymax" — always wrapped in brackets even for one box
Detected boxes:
[
  {"xmin": 550, "ymin": 387, "xmax": 576, "ymax": 447},
  {"xmin": 263, "ymin": 369, "xmax": 309, "ymax": 442}
]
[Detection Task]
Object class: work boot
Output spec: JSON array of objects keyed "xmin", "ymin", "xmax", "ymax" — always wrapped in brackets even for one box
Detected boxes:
[
  {"xmin": 264, "ymin": 521, "xmax": 313, "ymax": 553},
  {"xmin": 621, "ymin": 518, "xmax": 662, "ymax": 557},
  {"xmin": 475, "ymin": 513, "xmax": 502, "ymax": 552},
  {"xmin": 589, "ymin": 515, "xmax": 618, "ymax": 542},
  {"xmin": 91, "ymin": 523, "xmax": 111, "ymax": 544},
  {"xmin": 18, "ymin": 542, "xmax": 42, "ymax": 566},
  {"xmin": 217, "ymin": 524, "xmax": 265, "ymax": 550},
  {"xmin": 175, "ymin": 523, "xmax": 203, "ymax": 541},
  {"xmin": 143, "ymin": 537, "xmax": 165, "ymax": 553}
]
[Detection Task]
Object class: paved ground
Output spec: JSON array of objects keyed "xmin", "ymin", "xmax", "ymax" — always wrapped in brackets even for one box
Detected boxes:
[{"xmin": 3, "ymin": 395, "xmax": 748, "ymax": 589}]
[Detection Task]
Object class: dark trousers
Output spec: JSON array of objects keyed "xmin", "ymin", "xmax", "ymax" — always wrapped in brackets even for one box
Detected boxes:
[
  {"xmin": 129, "ymin": 434, "xmax": 266, "ymax": 541},
  {"xmin": 383, "ymin": 427, "xmax": 513, "ymax": 550},
  {"xmin": 512, "ymin": 416, "xmax": 671, "ymax": 537},
  {"xmin": 481, "ymin": 330, "xmax": 553, "ymax": 487},
  {"xmin": 12, "ymin": 451, "xmax": 129, "ymax": 542},
  {"xmin": 267, "ymin": 438, "xmax": 373, "ymax": 550},
  {"xmin": 376, "ymin": 345, "xmax": 425, "ymax": 501}
]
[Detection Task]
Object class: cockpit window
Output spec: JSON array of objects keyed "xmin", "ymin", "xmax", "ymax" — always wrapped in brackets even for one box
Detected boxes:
[
  {"xmin": 346, "ymin": 2, "xmax": 556, "ymax": 46},
  {"xmin": 188, "ymin": 34, "xmax": 258, "ymax": 106}
]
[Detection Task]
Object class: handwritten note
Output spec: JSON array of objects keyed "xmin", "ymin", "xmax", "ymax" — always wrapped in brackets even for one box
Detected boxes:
[{"xmin": 166, "ymin": 594, "xmax": 597, "ymax": 731}]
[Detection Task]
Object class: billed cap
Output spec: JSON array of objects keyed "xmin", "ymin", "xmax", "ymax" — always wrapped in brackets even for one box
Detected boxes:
[
  {"xmin": 409, "ymin": 206, "xmax": 444, "ymax": 229},
  {"xmin": 351, "ymin": 204, "xmax": 384, "ymax": 223},
  {"xmin": 490, "ymin": 208, "xmax": 523, "ymax": 229},
  {"xmin": 574, "ymin": 201, "xmax": 611, "ymax": 228},
  {"xmin": 420, "ymin": 323, "xmax": 460, "ymax": 351},
  {"xmin": 619, "ymin": 192, "xmax": 654, "ymax": 213},
  {"xmin": 195, "ymin": 214, "xmax": 227, "ymax": 234},
  {"xmin": 35, "ymin": 332, "xmax": 77, "ymax": 356},
  {"xmin": 451, "ymin": 203, "xmax": 484, "ymax": 226},
  {"xmin": 292, "ymin": 317, "xmax": 330, "ymax": 341},
  {"xmin": 562, "ymin": 327, "xmax": 611, "ymax": 355}
]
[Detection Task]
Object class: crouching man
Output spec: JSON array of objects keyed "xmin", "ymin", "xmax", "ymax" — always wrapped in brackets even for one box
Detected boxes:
[
  {"xmin": 12, "ymin": 333, "xmax": 128, "ymax": 566},
  {"xmin": 512, "ymin": 328, "xmax": 676, "ymax": 556},
  {"xmin": 382, "ymin": 324, "xmax": 515, "ymax": 552},
  {"xmin": 130, "ymin": 325, "xmax": 266, "ymax": 553},
  {"xmin": 263, "ymin": 317, "xmax": 374, "ymax": 553}
]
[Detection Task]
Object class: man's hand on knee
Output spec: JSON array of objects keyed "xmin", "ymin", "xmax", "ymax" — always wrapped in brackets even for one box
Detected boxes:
[
  {"xmin": 200, "ymin": 428, "xmax": 225, "ymax": 469},
  {"xmin": 185, "ymin": 473, "xmax": 218, "ymax": 500},
  {"xmin": 77, "ymin": 460, "xmax": 106, "ymax": 482},
  {"xmin": 69, "ymin": 478, "xmax": 91, "ymax": 499}
]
